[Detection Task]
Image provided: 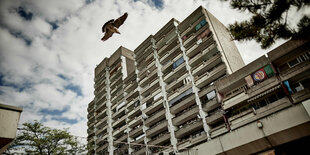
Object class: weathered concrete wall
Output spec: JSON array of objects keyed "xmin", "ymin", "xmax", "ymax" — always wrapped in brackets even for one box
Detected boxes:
[
  {"xmin": 186, "ymin": 103, "xmax": 310, "ymax": 155},
  {"xmin": 0, "ymin": 104, "xmax": 22, "ymax": 154},
  {"xmin": 203, "ymin": 8, "xmax": 245, "ymax": 73}
]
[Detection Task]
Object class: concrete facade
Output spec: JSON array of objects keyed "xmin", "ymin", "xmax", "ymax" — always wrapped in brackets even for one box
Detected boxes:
[
  {"xmin": 0, "ymin": 103, "xmax": 23, "ymax": 154},
  {"xmin": 88, "ymin": 6, "xmax": 245, "ymax": 155},
  {"xmin": 87, "ymin": 6, "xmax": 310, "ymax": 155},
  {"xmin": 181, "ymin": 39, "xmax": 310, "ymax": 155}
]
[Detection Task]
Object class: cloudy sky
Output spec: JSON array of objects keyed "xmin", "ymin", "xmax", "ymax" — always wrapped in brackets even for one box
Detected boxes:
[{"xmin": 0, "ymin": 0, "xmax": 295, "ymax": 138}]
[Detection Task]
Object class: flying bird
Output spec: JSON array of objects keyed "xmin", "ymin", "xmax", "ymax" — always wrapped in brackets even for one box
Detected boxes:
[{"xmin": 101, "ymin": 12, "xmax": 128, "ymax": 41}]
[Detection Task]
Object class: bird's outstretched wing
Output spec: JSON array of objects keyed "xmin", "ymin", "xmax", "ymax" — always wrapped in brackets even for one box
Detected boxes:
[
  {"xmin": 113, "ymin": 13, "xmax": 128, "ymax": 28},
  {"xmin": 102, "ymin": 19, "xmax": 114, "ymax": 33},
  {"xmin": 102, "ymin": 30, "xmax": 114, "ymax": 41}
]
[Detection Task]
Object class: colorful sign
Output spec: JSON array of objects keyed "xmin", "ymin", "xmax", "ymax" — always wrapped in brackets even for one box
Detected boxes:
[
  {"xmin": 245, "ymin": 75, "xmax": 254, "ymax": 87},
  {"xmin": 252, "ymin": 69, "xmax": 267, "ymax": 81}
]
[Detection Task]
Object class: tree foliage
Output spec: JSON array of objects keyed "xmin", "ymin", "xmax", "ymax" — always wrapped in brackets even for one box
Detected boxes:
[
  {"xmin": 226, "ymin": 0, "xmax": 310, "ymax": 49},
  {"xmin": 4, "ymin": 121, "xmax": 86, "ymax": 155}
]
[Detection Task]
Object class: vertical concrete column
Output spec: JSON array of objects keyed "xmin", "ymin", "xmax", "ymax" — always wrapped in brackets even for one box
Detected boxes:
[
  {"xmin": 105, "ymin": 68, "xmax": 114, "ymax": 155},
  {"xmin": 125, "ymin": 85, "xmax": 134, "ymax": 154},
  {"xmin": 134, "ymin": 57, "xmax": 149, "ymax": 155},
  {"xmin": 151, "ymin": 37, "xmax": 179, "ymax": 153},
  {"xmin": 175, "ymin": 21, "xmax": 211, "ymax": 139},
  {"xmin": 94, "ymin": 102, "xmax": 97, "ymax": 155}
]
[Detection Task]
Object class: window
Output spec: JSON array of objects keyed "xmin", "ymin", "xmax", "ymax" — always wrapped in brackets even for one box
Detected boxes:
[
  {"xmin": 288, "ymin": 58, "xmax": 300, "ymax": 67},
  {"xmin": 291, "ymin": 82, "xmax": 304, "ymax": 93},
  {"xmin": 207, "ymin": 90, "xmax": 216, "ymax": 100},
  {"xmin": 288, "ymin": 52, "xmax": 310, "ymax": 68}
]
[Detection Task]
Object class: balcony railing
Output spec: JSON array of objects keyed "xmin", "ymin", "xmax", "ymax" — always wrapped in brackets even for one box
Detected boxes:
[
  {"xmin": 145, "ymin": 108, "xmax": 166, "ymax": 127},
  {"xmin": 173, "ymin": 105, "xmax": 199, "ymax": 126}
]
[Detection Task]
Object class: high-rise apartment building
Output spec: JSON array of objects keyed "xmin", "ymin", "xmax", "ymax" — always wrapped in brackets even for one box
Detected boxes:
[
  {"xmin": 88, "ymin": 6, "xmax": 244, "ymax": 155},
  {"xmin": 87, "ymin": 46, "xmax": 136, "ymax": 155},
  {"xmin": 87, "ymin": 6, "xmax": 310, "ymax": 155}
]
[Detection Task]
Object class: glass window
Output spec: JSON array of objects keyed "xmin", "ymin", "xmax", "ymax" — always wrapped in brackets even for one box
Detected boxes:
[
  {"xmin": 207, "ymin": 90, "xmax": 216, "ymax": 100},
  {"xmin": 288, "ymin": 58, "xmax": 300, "ymax": 68}
]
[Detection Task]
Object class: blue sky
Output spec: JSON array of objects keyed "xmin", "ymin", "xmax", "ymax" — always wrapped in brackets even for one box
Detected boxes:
[{"xmin": 1, "ymin": 0, "xmax": 299, "ymax": 137}]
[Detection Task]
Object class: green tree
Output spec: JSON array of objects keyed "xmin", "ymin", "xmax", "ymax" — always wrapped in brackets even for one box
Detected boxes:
[
  {"xmin": 4, "ymin": 121, "xmax": 86, "ymax": 155},
  {"xmin": 226, "ymin": 0, "xmax": 310, "ymax": 49}
]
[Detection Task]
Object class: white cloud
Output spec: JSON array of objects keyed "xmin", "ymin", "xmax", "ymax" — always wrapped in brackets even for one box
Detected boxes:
[{"xmin": 0, "ymin": 0, "xmax": 292, "ymax": 138}]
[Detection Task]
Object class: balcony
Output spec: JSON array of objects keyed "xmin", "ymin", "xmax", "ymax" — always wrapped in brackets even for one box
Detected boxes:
[
  {"xmin": 136, "ymin": 41, "xmax": 152, "ymax": 63},
  {"xmin": 96, "ymin": 125, "xmax": 108, "ymax": 136},
  {"xmin": 148, "ymin": 132, "xmax": 170, "ymax": 145},
  {"xmin": 133, "ymin": 147, "xmax": 146, "ymax": 155},
  {"xmin": 206, "ymin": 110, "xmax": 224, "ymax": 125},
  {"xmin": 164, "ymin": 63, "xmax": 187, "ymax": 84},
  {"xmin": 95, "ymin": 87, "xmax": 107, "ymax": 100},
  {"xmin": 183, "ymin": 32, "xmax": 209, "ymax": 58},
  {"xmin": 126, "ymin": 89, "xmax": 139, "ymax": 101},
  {"xmin": 111, "ymin": 92, "xmax": 124, "ymax": 106},
  {"xmin": 173, "ymin": 105, "xmax": 199, "ymax": 126},
  {"xmin": 160, "ymin": 45, "xmax": 181, "ymax": 65},
  {"xmin": 96, "ymin": 116, "xmax": 107, "ymax": 128},
  {"xmin": 95, "ymin": 98, "xmax": 107, "ymax": 111},
  {"xmin": 132, "ymin": 134, "xmax": 145, "ymax": 144},
  {"xmin": 138, "ymin": 66, "xmax": 148, "ymax": 79},
  {"xmin": 117, "ymin": 133, "xmax": 128, "ymax": 142},
  {"xmin": 129, "ymin": 125, "xmax": 144, "ymax": 138},
  {"xmin": 127, "ymin": 96, "xmax": 139, "ymax": 108},
  {"xmin": 229, "ymin": 97, "xmax": 291, "ymax": 131},
  {"xmin": 145, "ymin": 108, "xmax": 166, "ymax": 127},
  {"xmin": 280, "ymin": 61, "xmax": 310, "ymax": 81},
  {"xmin": 95, "ymin": 80, "xmax": 106, "ymax": 91},
  {"xmin": 96, "ymin": 142, "xmax": 108, "ymax": 153},
  {"xmin": 111, "ymin": 84, "xmax": 123, "ymax": 98},
  {"xmin": 96, "ymin": 135, "xmax": 107, "ymax": 145},
  {"xmin": 128, "ymin": 116, "xmax": 143, "ymax": 128},
  {"xmin": 157, "ymin": 37, "xmax": 179, "ymax": 58},
  {"xmin": 143, "ymin": 97, "xmax": 164, "ymax": 115},
  {"xmin": 170, "ymin": 93, "xmax": 196, "ymax": 115},
  {"xmin": 140, "ymin": 68, "xmax": 158, "ymax": 88},
  {"xmin": 246, "ymin": 76, "xmax": 280, "ymax": 99},
  {"xmin": 291, "ymin": 88, "xmax": 310, "ymax": 103},
  {"xmin": 128, "ymin": 106, "xmax": 142, "ymax": 119},
  {"xmin": 95, "ymin": 109, "xmax": 107, "ymax": 120},
  {"xmin": 191, "ymin": 52, "xmax": 222, "ymax": 77},
  {"xmin": 186, "ymin": 36, "xmax": 215, "ymax": 59},
  {"xmin": 162, "ymin": 53, "xmax": 183, "ymax": 73},
  {"xmin": 195, "ymin": 64, "xmax": 226, "ymax": 89},
  {"xmin": 113, "ymin": 124, "xmax": 127, "ymax": 138},
  {"xmin": 155, "ymin": 23, "xmax": 177, "ymax": 49},
  {"xmin": 175, "ymin": 120, "xmax": 203, "ymax": 139},
  {"xmin": 113, "ymin": 105, "xmax": 126, "ymax": 118},
  {"xmin": 210, "ymin": 124, "xmax": 228, "ymax": 138},
  {"xmin": 146, "ymin": 120, "xmax": 168, "ymax": 138},
  {"xmin": 112, "ymin": 114, "xmax": 126, "ymax": 128},
  {"xmin": 166, "ymin": 73, "xmax": 189, "ymax": 93},
  {"xmin": 179, "ymin": 12, "xmax": 205, "ymax": 37},
  {"xmin": 141, "ymin": 78, "xmax": 160, "ymax": 97},
  {"xmin": 168, "ymin": 83, "xmax": 192, "ymax": 101},
  {"xmin": 223, "ymin": 92, "xmax": 249, "ymax": 110},
  {"xmin": 110, "ymin": 76, "xmax": 122, "ymax": 90},
  {"xmin": 125, "ymin": 80, "xmax": 137, "ymax": 93},
  {"xmin": 202, "ymin": 98, "xmax": 220, "ymax": 113},
  {"xmin": 110, "ymin": 70, "xmax": 122, "ymax": 83}
]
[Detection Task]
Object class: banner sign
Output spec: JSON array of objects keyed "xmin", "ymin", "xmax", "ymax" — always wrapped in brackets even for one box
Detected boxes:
[{"xmin": 252, "ymin": 69, "xmax": 267, "ymax": 82}]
